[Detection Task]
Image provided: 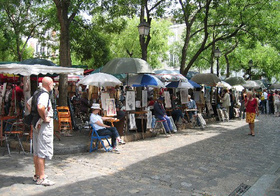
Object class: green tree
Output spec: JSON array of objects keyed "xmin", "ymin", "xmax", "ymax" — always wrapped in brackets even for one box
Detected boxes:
[
  {"xmin": 172, "ymin": 0, "xmax": 278, "ymax": 77},
  {"xmin": 0, "ymin": 0, "xmax": 49, "ymax": 61},
  {"xmin": 109, "ymin": 17, "xmax": 172, "ymax": 69}
]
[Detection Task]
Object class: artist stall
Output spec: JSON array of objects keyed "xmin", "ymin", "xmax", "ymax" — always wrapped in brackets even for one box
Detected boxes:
[{"xmin": 0, "ymin": 63, "xmax": 84, "ymax": 153}]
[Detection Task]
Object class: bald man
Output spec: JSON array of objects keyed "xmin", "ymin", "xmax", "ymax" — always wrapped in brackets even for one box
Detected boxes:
[{"xmin": 27, "ymin": 76, "xmax": 55, "ymax": 186}]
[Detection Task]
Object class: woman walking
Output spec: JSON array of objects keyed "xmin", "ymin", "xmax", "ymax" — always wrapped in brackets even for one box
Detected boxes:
[{"xmin": 245, "ymin": 91, "xmax": 259, "ymax": 136}]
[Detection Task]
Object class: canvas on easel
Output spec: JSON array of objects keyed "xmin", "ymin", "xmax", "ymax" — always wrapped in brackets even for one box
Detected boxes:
[
  {"xmin": 164, "ymin": 91, "xmax": 172, "ymax": 108},
  {"xmin": 105, "ymin": 98, "xmax": 116, "ymax": 116},
  {"xmin": 142, "ymin": 90, "xmax": 148, "ymax": 107},
  {"xmin": 101, "ymin": 92, "xmax": 110, "ymax": 110},
  {"xmin": 180, "ymin": 89, "xmax": 188, "ymax": 104},
  {"xmin": 206, "ymin": 102, "xmax": 214, "ymax": 115},
  {"xmin": 126, "ymin": 91, "xmax": 135, "ymax": 111},
  {"xmin": 129, "ymin": 113, "xmax": 137, "ymax": 130}
]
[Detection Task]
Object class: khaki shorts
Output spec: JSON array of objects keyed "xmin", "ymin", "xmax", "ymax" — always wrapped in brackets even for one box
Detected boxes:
[{"xmin": 33, "ymin": 119, "xmax": 54, "ymax": 160}]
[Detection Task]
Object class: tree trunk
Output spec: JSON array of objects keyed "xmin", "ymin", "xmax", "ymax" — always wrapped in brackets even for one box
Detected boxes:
[{"xmin": 54, "ymin": 0, "xmax": 71, "ymax": 106}]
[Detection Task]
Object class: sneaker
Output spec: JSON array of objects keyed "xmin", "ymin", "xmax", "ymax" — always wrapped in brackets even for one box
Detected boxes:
[
  {"xmin": 33, "ymin": 175, "xmax": 48, "ymax": 182},
  {"xmin": 36, "ymin": 178, "xmax": 55, "ymax": 186},
  {"xmin": 112, "ymin": 147, "xmax": 120, "ymax": 154},
  {"xmin": 117, "ymin": 139, "xmax": 126, "ymax": 145},
  {"xmin": 33, "ymin": 175, "xmax": 38, "ymax": 182}
]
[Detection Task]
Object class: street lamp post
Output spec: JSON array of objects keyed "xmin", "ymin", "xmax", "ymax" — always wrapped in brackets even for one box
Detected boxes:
[
  {"xmin": 214, "ymin": 47, "xmax": 222, "ymax": 77},
  {"xmin": 138, "ymin": 19, "xmax": 150, "ymax": 61}
]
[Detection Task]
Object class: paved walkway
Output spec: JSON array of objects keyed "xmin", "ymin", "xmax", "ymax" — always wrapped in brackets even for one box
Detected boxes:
[{"xmin": 0, "ymin": 114, "xmax": 279, "ymax": 196}]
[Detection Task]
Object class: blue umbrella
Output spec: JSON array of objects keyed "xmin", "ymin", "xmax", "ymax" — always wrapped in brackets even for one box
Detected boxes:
[
  {"xmin": 166, "ymin": 81, "xmax": 194, "ymax": 89},
  {"xmin": 188, "ymin": 80, "xmax": 201, "ymax": 88},
  {"xmin": 127, "ymin": 74, "xmax": 165, "ymax": 88}
]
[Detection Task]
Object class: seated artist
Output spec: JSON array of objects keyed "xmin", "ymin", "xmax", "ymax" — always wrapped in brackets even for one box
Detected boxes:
[
  {"xmin": 89, "ymin": 103, "xmax": 125, "ymax": 153},
  {"xmin": 171, "ymin": 94, "xmax": 187, "ymax": 124},
  {"xmin": 153, "ymin": 97, "xmax": 174, "ymax": 133},
  {"xmin": 187, "ymin": 95, "xmax": 200, "ymax": 125}
]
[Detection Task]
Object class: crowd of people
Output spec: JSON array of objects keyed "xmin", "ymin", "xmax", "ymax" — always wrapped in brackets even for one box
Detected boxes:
[{"xmin": 2, "ymin": 76, "xmax": 280, "ymax": 187}]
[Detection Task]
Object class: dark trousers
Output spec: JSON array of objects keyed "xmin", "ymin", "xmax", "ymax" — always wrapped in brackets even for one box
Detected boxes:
[
  {"xmin": 261, "ymin": 100, "xmax": 267, "ymax": 114},
  {"xmin": 172, "ymin": 109, "xmax": 183, "ymax": 123},
  {"xmin": 97, "ymin": 127, "xmax": 119, "ymax": 148}
]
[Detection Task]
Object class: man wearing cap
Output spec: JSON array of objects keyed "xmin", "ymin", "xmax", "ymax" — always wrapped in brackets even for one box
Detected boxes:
[
  {"xmin": 89, "ymin": 103, "xmax": 125, "ymax": 153},
  {"xmin": 153, "ymin": 97, "xmax": 174, "ymax": 133}
]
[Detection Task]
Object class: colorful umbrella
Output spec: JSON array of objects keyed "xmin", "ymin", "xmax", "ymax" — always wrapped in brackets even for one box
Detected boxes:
[
  {"xmin": 127, "ymin": 74, "xmax": 164, "ymax": 88},
  {"xmin": 154, "ymin": 69, "xmax": 187, "ymax": 82}
]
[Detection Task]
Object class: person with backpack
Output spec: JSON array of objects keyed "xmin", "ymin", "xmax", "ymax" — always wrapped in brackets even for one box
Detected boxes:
[{"xmin": 26, "ymin": 77, "xmax": 55, "ymax": 186}]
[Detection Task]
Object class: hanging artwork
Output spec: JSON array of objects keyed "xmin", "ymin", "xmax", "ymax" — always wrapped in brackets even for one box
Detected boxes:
[
  {"xmin": 164, "ymin": 91, "xmax": 172, "ymax": 108},
  {"xmin": 142, "ymin": 90, "xmax": 148, "ymax": 107},
  {"xmin": 129, "ymin": 113, "xmax": 137, "ymax": 130},
  {"xmin": 106, "ymin": 98, "xmax": 116, "ymax": 116},
  {"xmin": 136, "ymin": 100, "xmax": 141, "ymax": 108},
  {"xmin": 180, "ymin": 89, "xmax": 188, "ymax": 104},
  {"xmin": 125, "ymin": 91, "xmax": 135, "ymax": 111},
  {"xmin": 146, "ymin": 110, "xmax": 153, "ymax": 129},
  {"xmin": 101, "ymin": 92, "xmax": 110, "ymax": 110}
]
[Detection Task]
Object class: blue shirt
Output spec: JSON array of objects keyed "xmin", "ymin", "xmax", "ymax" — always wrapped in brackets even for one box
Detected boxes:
[
  {"xmin": 90, "ymin": 113, "xmax": 104, "ymax": 131},
  {"xmin": 187, "ymin": 99, "xmax": 197, "ymax": 109}
]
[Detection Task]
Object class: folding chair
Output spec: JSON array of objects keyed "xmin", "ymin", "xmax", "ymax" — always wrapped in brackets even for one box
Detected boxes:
[
  {"xmin": 3, "ymin": 120, "xmax": 26, "ymax": 156},
  {"xmin": 89, "ymin": 124, "xmax": 112, "ymax": 152},
  {"xmin": 57, "ymin": 106, "xmax": 73, "ymax": 138},
  {"xmin": 153, "ymin": 119, "xmax": 168, "ymax": 135}
]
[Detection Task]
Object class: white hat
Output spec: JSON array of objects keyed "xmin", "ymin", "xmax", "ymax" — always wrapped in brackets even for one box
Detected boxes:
[{"xmin": 91, "ymin": 103, "xmax": 101, "ymax": 110}]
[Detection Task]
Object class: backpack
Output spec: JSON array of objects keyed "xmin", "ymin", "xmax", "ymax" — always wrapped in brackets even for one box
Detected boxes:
[{"xmin": 24, "ymin": 89, "xmax": 49, "ymax": 127}]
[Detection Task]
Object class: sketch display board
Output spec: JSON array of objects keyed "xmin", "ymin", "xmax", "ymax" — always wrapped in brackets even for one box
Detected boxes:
[
  {"xmin": 142, "ymin": 90, "xmax": 148, "ymax": 107},
  {"xmin": 146, "ymin": 110, "xmax": 153, "ymax": 129},
  {"xmin": 164, "ymin": 91, "xmax": 172, "ymax": 108},
  {"xmin": 106, "ymin": 98, "xmax": 116, "ymax": 116},
  {"xmin": 126, "ymin": 91, "xmax": 135, "ymax": 111},
  {"xmin": 180, "ymin": 89, "xmax": 188, "ymax": 104},
  {"xmin": 101, "ymin": 92, "xmax": 110, "ymax": 110},
  {"xmin": 206, "ymin": 102, "xmax": 214, "ymax": 115},
  {"xmin": 129, "ymin": 113, "xmax": 137, "ymax": 130},
  {"xmin": 0, "ymin": 83, "xmax": 6, "ymax": 113}
]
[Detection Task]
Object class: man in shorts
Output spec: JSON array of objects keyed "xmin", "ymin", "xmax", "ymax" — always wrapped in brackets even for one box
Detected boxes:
[{"xmin": 27, "ymin": 77, "xmax": 55, "ymax": 186}]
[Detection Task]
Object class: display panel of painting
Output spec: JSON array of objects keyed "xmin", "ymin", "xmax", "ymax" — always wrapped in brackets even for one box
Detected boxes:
[
  {"xmin": 146, "ymin": 110, "xmax": 153, "ymax": 129},
  {"xmin": 129, "ymin": 113, "xmax": 137, "ymax": 130},
  {"xmin": 101, "ymin": 92, "xmax": 110, "ymax": 110},
  {"xmin": 164, "ymin": 91, "xmax": 172, "ymax": 108},
  {"xmin": 142, "ymin": 90, "xmax": 148, "ymax": 107},
  {"xmin": 180, "ymin": 89, "xmax": 188, "ymax": 104},
  {"xmin": 125, "ymin": 91, "xmax": 135, "ymax": 111},
  {"xmin": 105, "ymin": 98, "xmax": 117, "ymax": 116}
]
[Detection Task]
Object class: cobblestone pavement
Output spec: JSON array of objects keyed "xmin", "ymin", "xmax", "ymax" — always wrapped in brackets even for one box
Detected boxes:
[{"xmin": 0, "ymin": 114, "xmax": 280, "ymax": 196}]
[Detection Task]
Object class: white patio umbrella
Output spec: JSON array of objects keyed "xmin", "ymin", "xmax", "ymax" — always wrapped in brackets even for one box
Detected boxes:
[
  {"xmin": 233, "ymin": 85, "xmax": 244, "ymax": 91},
  {"xmin": 77, "ymin": 73, "xmax": 122, "ymax": 87},
  {"xmin": 216, "ymin": 81, "xmax": 232, "ymax": 89}
]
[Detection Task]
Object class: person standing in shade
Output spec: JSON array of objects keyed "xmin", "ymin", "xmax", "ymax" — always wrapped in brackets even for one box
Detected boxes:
[
  {"xmin": 220, "ymin": 89, "xmax": 231, "ymax": 116},
  {"xmin": 245, "ymin": 91, "xmax": 259, "ymax": 136}
]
